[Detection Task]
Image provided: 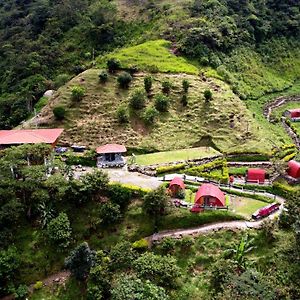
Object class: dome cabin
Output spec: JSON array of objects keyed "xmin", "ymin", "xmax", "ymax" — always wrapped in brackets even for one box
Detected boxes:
[
  {"xmin": 287, "ymin": 108, "xmax": 300, "ymax": 120},
  {"xmin": 169, "ymin": 177, "xmax": 185, "ymax": 197},
  {"xmin": 246, "ymin": 168, "xmax": 266, "ymax": 184},
  {"xmin": 287, "ymin": 160, "xmax": 300, "ymax": 178},
  {"xmin": 191, "ymin": 183, "xmax": 225, "ymax": 213}
]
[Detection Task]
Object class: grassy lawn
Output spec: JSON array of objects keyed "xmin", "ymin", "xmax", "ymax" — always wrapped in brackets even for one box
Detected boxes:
[
  {"xmin": 228, "ymin": 195, "xmax": 267, "ymax": 218},
  {"xmin": 97, "ymin": 39, "xmax": 199, "ymax": 74},
  {"xmin": 134, "ymin": 147, "xmax": 220, "ymax": 165}
]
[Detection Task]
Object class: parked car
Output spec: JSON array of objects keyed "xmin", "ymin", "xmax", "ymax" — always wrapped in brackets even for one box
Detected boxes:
[
  {"xmin": 252, "ymin": 202, "xmax": 280, "ymax": 220},
  {"xmin": 173, "ymin": 199, "xmax": 192, "ymax": 208},
  {"xmin": 55, "ymin": 147, "xmax": 68, "ymax": 154},
  {"xmin": 71, "ymin": 145, "xmax": 86, "ymax": 152}
]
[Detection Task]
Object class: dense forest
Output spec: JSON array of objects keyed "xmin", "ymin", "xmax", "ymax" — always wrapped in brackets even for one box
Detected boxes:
[{"xmin": 0, "ymin": 0, "xmax": 299, "ymax": 128}]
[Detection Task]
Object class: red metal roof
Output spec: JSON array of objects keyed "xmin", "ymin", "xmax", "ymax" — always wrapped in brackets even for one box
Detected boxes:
[
  {"xmin": 96, "ymin": 144, "xmax": 127, "ymax": 154},
  {"xmin": 0, "ymin": 129, "xmax": 64, "ymax": 145},
  {"xmin": 288, "ymin": 109, "xmax": 300, "ymax": 118},
  {"xmin": 247, "ymin": 168, "xmax": 266, "ymax": 183},
  {"xmin": 288, "ymin": 160, "xmax": 300, "ymax": 178},
  {"xmin": 169, "ymin": 177, "xmax": 185, "ymax": 189},
  {"xmin": 195, "ymin": 183, "xmax": 225, "ymax": 206}
]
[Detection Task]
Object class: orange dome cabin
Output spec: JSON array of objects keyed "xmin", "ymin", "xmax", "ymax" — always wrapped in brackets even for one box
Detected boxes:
[
  {"xmin": 287, "ymin": 160, "xmax": 300, "ymax": 178},
  {"xmin": 169, "ymin": 177, "xmax": 185, "ymax": 197},
  {"xmin": 246, "ymin": 168, "xmax": 266, "ymax": 184},
  {"xmin": 191, "ymin": 183, "xmax": 225, "ymax": 212}
]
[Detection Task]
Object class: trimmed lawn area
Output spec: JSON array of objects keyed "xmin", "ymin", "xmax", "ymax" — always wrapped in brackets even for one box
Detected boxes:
[
  {"xmin": 228, "ymin": 195, "xmax": 267, "ymax": 218},
  {"xmin": 97, "ymin": 39, "xmax": 199, "ymax": 74},
  {"xmin": 134, "ymin": 147, "xmax": 220, "ymax": 166}
]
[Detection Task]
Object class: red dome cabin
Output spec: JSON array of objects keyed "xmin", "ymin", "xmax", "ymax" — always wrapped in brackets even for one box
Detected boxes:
[
  {"xmin": 287, "ymin": 109, "xmax": 300, "ymax": 119},
  {"xmin": 287, "ymin": 160, "xmax": 300, "ymax": 178},
  {"xmin": 191, "ymin": 183, "xmax": 225, "ymax": 212},
  {"xmin": 246, "ymin": 168, "xmax": 266, "ymax": 184},
  {"xmin": 169, "ymin": 177, "xmax": 185, "ymax": 197}
]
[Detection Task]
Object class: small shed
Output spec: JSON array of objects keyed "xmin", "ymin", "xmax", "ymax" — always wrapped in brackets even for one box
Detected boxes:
[
  {"xmin": 246, "ymin": 169, "xmax": 266, "ymax": 184},
  {"xmin": 287, "ymin": 160, "xmax": 300, "ymax": 178},
  {"xmin": 96, "ymin": 144, "xmax": 127, "ymax": 168},
  {"xmin": 288, "ymin": 109, "xmax": 300, "ymax": 119},
  {"xmin": 169, "ymin": 177, "xmax": 185, "ymax": 197},
  {"xmin": 194, "ymin": 183, "xmax": 225, "ymax": 207}
]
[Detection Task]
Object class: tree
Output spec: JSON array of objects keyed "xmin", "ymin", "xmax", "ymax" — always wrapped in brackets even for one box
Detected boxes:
[
  {"xmin": 87, "ymin": 250, "xmax": 111, "ymax": 300},
  {"xmin": 154, "ymin": 94, "xmax": 169, "ymax": 112},
  {"xmin": 99, "ymin": 201, "xmax": 122, "ymax": 226},
  {"xmin": 129, "ymin": 89, "xmax": 146, "ymax": 109},
  {"xmin": 108, "ymin": 183, "xmax": 132, "ymax": 210},
  {"xmin": 143, "ymin": 106, "xmax": 159, "ymax": 125},
  {"xmin": 107, "ymin": 58, "xmax": 121, "ymax": 73},
  {"xmin": 53, "ymin": 106, "xmax": 66, "ymax": 120},
  {"xmin": 182, "ymin": 79, "xmax": 190, "ymax": 93},
  {"xmin": 144, "ymin": 76, "xmax": 153, "ymax": 93},
  {"xmin": 0, "ymin": 247, "xmax": 20, "ymax": 296},
  {"xmin": 181, "ymin": 94, "xmax": 188, "ymax": 107},
  {"xmin": 65, "ymin": 242, "xmax": 95, "ymax": 281},
  {"xmin": 133, "ymin": 252, "xmax": 181, "ymax": 288},
  {"xmin": 111, "ymin": 274, "xmax": 169, "ymax": 300},
  {"xmin": 161, "ymin": 81, "xmax": 172, "ymax": 94},
  {"xmin": 71, "ymin": 86, "xmax": 85, "ymax": 102},
  {"xmin": 116, "ymin": 105, "xmax": 129, "ymax": 124},
  {"xmin": 99, "ymin": 71, "xmax": 108, "ymax": 83},
  {"xmin": 46, "ymin": 212, "xmax": 72, "ymax": 248},
  {"xmin": 142, "ymin": 186, "xmax": 168, "ymax": 230},
  {"xmin": 204, "ymin": 89, "xmax": 213, "ymax": 102},
  {"xmin": 117, "ymin": 72, "xmax": 132, "ymax": 89},
  {"xmin": 109, "ymin": 241, "xmax": 136, "ymax": 271}
]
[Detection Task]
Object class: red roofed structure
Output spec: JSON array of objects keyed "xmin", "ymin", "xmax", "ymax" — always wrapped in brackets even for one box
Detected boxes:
[
  {"xmin": 0, "ymin": 129, "xmax": 63, "ymax": 148},
  {"xmin": 288, "ymin": 109, "xmax": 300, "ymax": 118},
  {"xmin": 246, "ymin": 169, "xmax": 266, "ymax": 184},
  {"xmin": 194, "ymin": 183, "xmax": 225, "ymax": 207},
  {"xmin": 96, "ymin": 144, "xmax": 127, "ymax": 154},
  {"xmin": 169, "ymin": 177, "xmax": 185, "ymax": 197},
  {"xmin": 96, "ymin": 144, "xmax": 127, "ymax": 168},
  {"xmin": 287, "ymin": 160, "xmax": 300, "ymax": 178}
]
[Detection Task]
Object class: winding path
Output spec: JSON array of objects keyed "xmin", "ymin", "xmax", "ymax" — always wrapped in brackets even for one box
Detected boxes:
[{"xmin": 263, "ymin": 94, "xmax": 300, "ymax": 149}]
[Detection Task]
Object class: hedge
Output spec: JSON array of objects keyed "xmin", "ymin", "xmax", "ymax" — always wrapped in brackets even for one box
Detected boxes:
[
  {"xmin": 156, "ymin": 163, "xmax": 186, "ymax": 175},
  {"xmin": 65, "ymin": 154, "xmax": 96, "ymax": 167},
  {"xmin": 109, "ymin": 182, "xmax": 151, "ymax": 197}
]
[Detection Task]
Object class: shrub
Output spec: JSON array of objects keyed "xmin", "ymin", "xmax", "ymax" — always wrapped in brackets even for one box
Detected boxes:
[
  {"xmin": 143, "ymin": 106, "xmax": 159, "ymax": 125},
  {"xmin": 71, "ymin": 86, "xmax": 85, "ymax": 102},
  {"xmin": 99, "ymin": 71, "xmax": 108, "ymax": 83},
  {"xmin": 110, "ymin": 241, "xmax": 136, "ymax": 271},
  {"xmin": 133, "ymin": 252, "xmax": 181, "ymax": 288},
  {"xmin": 182, "ymin": 79, "xmax": 190, "ymax": 93},
  {"xmin": 65, "ymin": 242, "xmax": 95, "ymax": 281},
  {"xmin": 116, "ymin": 105, "xmax": 129, "ymax": 123},
  {"xmin": 144, "ymin": 76, "xmax": 153, "ymax": 93},
  {"xmin": 107, "ymin": 58, "xmax": 121, "ymax": 73},
  {"xmin": 129, "ymin": 89, "xmax": 146, "ymax": 109},
  {"xmin": 161, "ymin": 80, "xmax": 172, "ymax": 94},
  {"xmin": 53, "ymin": 106, "xmax": 66, "ymax": 120},
  {"xmin": 154, "ymin": 94, "xmax": 169, "ymax": 112},
  {"xmin": 109, "ymin": 183, "xmax": 150, "ymax": 197},
  {"xmin": 54, "ymin": 73, "xmax": 70, "ymax": 89},
  {"xmin": 204, "ymin": 89, "xmax": 212, "ymax": 101},
  {"xmin": 33, "ymin": 281, "xmax": 43, "ymax": 290},
  {"xmin": 179, "ymin": 236, "xmax": 194, "ymax": 251},
  {"xmin": 157, "ymin": 237, "xmax": 176, "ymax": 254},
  {"xmin": 181, "ymin": 94, "xmax": 188, "ymax": 106},
  {"xmin": 99, "ymin": 201, "xmax": 122, "ymax": 226},
  {"xmin": 13, "ymin": 285, "xmax": 28, "ymax": 299},
  {"xmin": 132, "ymin": 238, "xmax": 149, "ymax": 251},
  {"xmin": 117, "ymin": 72, "xmax": 132, "ymax": 89},
  {"xmin": 111, "ymin": 274, "xmax": 169, "ymax": 300},
  {"xmin": 46, "ymin": 212, "xmax": 72, "ymax": 248}
]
